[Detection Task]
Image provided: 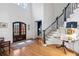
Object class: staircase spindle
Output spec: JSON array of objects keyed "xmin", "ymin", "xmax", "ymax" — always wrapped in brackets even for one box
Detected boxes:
[{"xmin": 75, "ymin": 3, "xmax": 77, "ymax": 8}]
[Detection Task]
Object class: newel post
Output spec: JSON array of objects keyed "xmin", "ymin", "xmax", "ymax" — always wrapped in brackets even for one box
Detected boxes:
[
  {"xmin": 43, "ymin": 30, "xmax": 46, "ymax": 44},
  {"xmin": 64, "ymin": 8, "xmax": 67, "ymax": 21},
  {"xmin": 56, "ymin": 17, "xmax": 58, "ymax": 29}
]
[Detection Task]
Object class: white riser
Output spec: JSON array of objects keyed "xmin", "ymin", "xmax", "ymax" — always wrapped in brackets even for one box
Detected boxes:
[
  {"xmin": 70, "ymin": 13, "xmax": 79, "ymax": 18},
  {"xmin": 66, "ymin": 18, "xmax": 71, "ymax": 21},
  {"xmin": 73, "ymin": 7, "xmax": 79, "ymax": 12},
  {"xmin": 66, "ymin": 18, "xmax": 78, "ymax": 21},
  {"xmin": 77, "ymin": 4, "xmax": 79, "ymax": 8},
  {"xmin": 66, "ymin": 17, "xmax": 79, "ymax": 22},
  {"xmin": 46, "ymin": 37, "xmax": 57, "ymax": 41},
  {"xmin": 47, "ymin": 35, "xmax": 59, "ymax": 38},
  {"xmin": 46, "ymin": 39, "xmax": 62, "ymax": 44},
  {"xmin": 70, "ymin": 14, "xmax": 79, "ymax": 18},
  {"xmin": 73, "ymin": 8, "xmax": 79, "ymax": 13}
]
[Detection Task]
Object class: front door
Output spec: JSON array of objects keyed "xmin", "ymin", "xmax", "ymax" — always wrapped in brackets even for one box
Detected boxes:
[{"xmin": 13, "ymin": 22, "xmax": 26, "ymax": 42}]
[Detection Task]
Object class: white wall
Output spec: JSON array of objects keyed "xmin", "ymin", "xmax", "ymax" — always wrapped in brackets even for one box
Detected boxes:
[
  {"xmin": 43, "ymin": 3, "xmax": 55, "ymax": 30},
  {"xmin": 32, "ymin": 3, "xmax": 43, "ymax": 21},
  {"xmin": 31, "ymin": 3, "xmax": 44, "ymax": 37},
  {"xmin": 54, "ymin": 3, "xmax": 68, "ymax": 17},
  {"xmin": 0, "ymin": 3, "xmax": 35, "ymax": 43}
]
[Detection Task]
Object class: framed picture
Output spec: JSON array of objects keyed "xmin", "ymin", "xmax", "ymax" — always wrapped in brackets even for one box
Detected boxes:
[{"xmin": 0, "ymin": 22, "xmax": 7, "ymax": 28}]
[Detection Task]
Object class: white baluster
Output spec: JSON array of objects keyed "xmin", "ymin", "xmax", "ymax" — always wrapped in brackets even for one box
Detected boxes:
[{"xmin": 77, "ymin": 3, "xmax": 79, "ymax": 8}]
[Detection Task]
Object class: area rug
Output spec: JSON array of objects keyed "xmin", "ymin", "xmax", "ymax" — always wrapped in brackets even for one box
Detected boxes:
[{"xmin": 11, "ymin": 40, "xmax": 34, "ymax": 50}]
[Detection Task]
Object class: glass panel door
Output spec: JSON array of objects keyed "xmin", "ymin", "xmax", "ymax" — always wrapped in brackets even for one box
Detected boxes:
[
  {"xmin": 14, "ymin": 23, "xmax": 19, "ymax": 35},
  {"xmin": 13, "ymin": 22, "xmax": 26, "ymax": 42},
  {"xmin": 21, "ymin": 23, "xmax": 26, "ymax": 35}
]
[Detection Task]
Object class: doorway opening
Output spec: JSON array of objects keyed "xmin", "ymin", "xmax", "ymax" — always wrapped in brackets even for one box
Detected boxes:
[{"xmin": 36, "ymin": 21, "xmax": 42, "ymax": 36}]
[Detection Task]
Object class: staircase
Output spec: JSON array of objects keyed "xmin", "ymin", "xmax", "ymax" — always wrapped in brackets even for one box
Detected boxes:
[{"xmin": 43, "ymin": 3, "xmax": 79, "ymax": 46}]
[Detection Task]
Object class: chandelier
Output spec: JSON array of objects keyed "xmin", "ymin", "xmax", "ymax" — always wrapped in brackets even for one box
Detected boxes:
[{"xmin": 17, "ymin": 3, "xmax": 28, "ymax": 9}]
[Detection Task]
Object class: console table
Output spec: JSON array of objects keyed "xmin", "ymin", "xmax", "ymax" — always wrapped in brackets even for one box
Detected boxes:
[
  {"xmin": 54, "ymin": 36, "xmax": 78, "ymax": 55},
  {"xmin": 0, "ymin": 37, "xmax": 11, "ymax": 56}
]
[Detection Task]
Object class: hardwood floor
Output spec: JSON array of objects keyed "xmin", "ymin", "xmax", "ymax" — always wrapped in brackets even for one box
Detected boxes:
[{"xmin": 11, "ymin": 39, "xmax": 76, "ymax": 56}]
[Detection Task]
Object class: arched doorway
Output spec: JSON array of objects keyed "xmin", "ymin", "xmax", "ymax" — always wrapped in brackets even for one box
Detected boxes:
[{"xmin": 13, "ymin": 22, "xmax": 26, "ymax": 42}]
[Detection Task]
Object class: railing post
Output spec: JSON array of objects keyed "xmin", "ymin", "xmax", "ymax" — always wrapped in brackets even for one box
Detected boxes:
[
  {"xmin": 71, "ymin": 3, "xmax": 73, "ymax": 13},
  {"xmin": 64, "ymin": 8, "xmax": 66, "ymax": 21},
  {"xmin": 56, "ymin": 17, "xmax": 58, "ymax": 29},
  {"xmin": 74, "ymin": 3, "xmax": 77, "ymax": 9},
  {"xmin": 76, "ymin": 3, "xmax": 78, "ymax": 8},
  {"xmin": 43, "ymin": 30, "xmax": 46, "ymax": 44}
]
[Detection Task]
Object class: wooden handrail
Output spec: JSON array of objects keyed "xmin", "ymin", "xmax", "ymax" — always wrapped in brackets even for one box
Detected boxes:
[
  {"xmin": 44, "ymin": 19, "xmax": 57, "ymax": 31},
  {"xmin": 44, "ymin": 3, "xmax": 70, "ymax": 31}
]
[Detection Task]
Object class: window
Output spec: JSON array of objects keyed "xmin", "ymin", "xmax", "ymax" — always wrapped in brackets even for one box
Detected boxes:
[{"xmin": 17, "ymin": 3, "xmax": 28, "ymax": 9}]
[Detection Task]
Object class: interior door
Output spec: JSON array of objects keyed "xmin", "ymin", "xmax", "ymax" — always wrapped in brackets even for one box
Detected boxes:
[{"xmin": 13, "ymin": 22, "xmax": 26, "ymax": 42}]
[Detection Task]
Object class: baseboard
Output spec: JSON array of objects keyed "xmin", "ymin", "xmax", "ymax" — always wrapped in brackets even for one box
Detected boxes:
[
  {"xmin": 66, "ymin": 48, "xmax": 79, "ymax": 56},
  {"xmin": 43, "ymin": 44, "xmax": 47, "ymax": 46}
]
